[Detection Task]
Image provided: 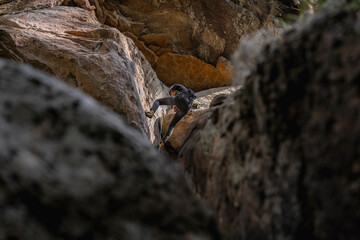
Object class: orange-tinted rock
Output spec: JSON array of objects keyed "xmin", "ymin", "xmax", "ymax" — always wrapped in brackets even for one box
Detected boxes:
[
  {"xmin": 91, "ymin": 0, "xmax": 287, "ymax": 63},
  {"xmin": 88, "ymin": 0, "xmax": 287, "ymax": 91},
  {"xmin": 163, "ymin": 110, "xmax": 205, "ymax": 152},
  {"xmin": 216, "ymin": 56, "xmax": 234, "ymax": 83},
  {"xmin": 139, "ymin": 33, "xmax": 172, "ymax": 47},
  {"xmin": 103, "ymin": 10, "xmax": 119, "ymax": 28},
  {"xmin": 130, "ymin": 21, "xmax": 145, "ymax": 36},
  {"xmin": 155, "ymin": 53, "xmax": 233, "ymax": 92},
  {"xmin": 153, "ymin": 45, "xmax": 177, "ymax": 56},
  {"xmin": 148, "ymin": 44, "xmax": 161, "ymax": 53}
]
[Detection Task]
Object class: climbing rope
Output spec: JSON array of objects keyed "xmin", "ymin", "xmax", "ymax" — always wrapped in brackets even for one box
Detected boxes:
[{"xmin": 158, "ymin": 81, "xmax": 167, "ymax": 151}]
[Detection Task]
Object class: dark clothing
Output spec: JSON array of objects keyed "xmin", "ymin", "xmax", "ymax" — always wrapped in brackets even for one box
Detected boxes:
[
  {"xmin": 151, "ymin": 85, "xmax": 196, "ymax": 143},
  {"xmin": 169, "ymin": 84, "xmax": 196, "ymax": 104},
  {"xmin": 169, "ymin": 84, "xmax": 188, "ymax": 95}
]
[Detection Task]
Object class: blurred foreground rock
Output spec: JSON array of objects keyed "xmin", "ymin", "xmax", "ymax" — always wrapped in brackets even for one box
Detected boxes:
[{"xmin": 0, "ymin": 59, "xmax": 220, "ymax": 240}]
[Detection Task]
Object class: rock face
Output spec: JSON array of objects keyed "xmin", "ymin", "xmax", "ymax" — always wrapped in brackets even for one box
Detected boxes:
[
  {"xmin": 179, "ymin": 6, "xmax": 360, "ymax": 240},
  {"xmin": 88, "ymin": 0, "xmax": 290, "ymax": 91},
  {"xmin": 154, "ymin": 54, "xmax": 234, "ymax": 92},
  {"xmin": 0, "ymin": 6, "xmax": 163, "ymax": 142},
  {"xmin": 0, "ymin": 59, "xmax": 220, "ymax": 240}
]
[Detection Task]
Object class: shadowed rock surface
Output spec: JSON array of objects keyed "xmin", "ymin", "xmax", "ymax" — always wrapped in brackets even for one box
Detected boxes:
[
  {"xmin": 179, "ymin": 5, "xmax": 360, "ymax": 240},
  {"xmin": 0, "ymin": 6, "xmax": 163, "ymax": 142},
  {"xmin": 0, "ymin": 59, "xmax": 220, "ymax": 240}
]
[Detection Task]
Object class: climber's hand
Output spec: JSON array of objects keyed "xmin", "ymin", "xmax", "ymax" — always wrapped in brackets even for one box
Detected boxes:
[{"xmin": 173, "ymin": 106, "xmax": 179, "ymax": 112}]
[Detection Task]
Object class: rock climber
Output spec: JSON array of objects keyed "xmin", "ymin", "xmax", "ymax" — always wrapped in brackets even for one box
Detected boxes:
[{"xmin": 145, "ymin": 84, "xmax": 196, "ymax": 146}]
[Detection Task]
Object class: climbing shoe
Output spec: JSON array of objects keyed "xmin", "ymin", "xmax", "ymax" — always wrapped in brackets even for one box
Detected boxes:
[{"xmin": 145, "ymin": 111, "xmax": 154, "ymax": 118}]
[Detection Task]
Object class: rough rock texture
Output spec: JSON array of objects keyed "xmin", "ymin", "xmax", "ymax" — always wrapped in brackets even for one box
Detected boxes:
[
  {"xmin": 179, "ymin": 6, "xmax": 360, "ymax": 240},
  {"xmin": 162, "ymin": 86, "xmax": 240, "ymax": 152},
  {"xmin": 87, "ymin": 0, "xmax": 291, "ymax": 90},
  {"xmin": 0, "ymin": 59, "xmax": 220, "ymax": 240},
  {"xmin": 0, "ymin": 0, "xmax": 64, "ymax": 15},
  {"xmin": 0, "ymin": 6, "xmax": 163, "ymax": 142},
  {"xmin": 154, "ymin": 54, "xmax": 234, "ymax": 92}
]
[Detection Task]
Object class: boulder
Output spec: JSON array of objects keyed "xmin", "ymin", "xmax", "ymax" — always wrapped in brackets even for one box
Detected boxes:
[
  {"xmin": 0, "ymin": 58, "xmax": 220, "ymax": 240},
  {"xmin": 179, "ymin": 5, "xmax": 360, "ymax": 240},
  {"xmin": 0, "ymin": 6, "xmax": 163, "ymax": 142},
  {"xmin": 155, "ymin": 53, "xmax": 234, "ymax": 92}
]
